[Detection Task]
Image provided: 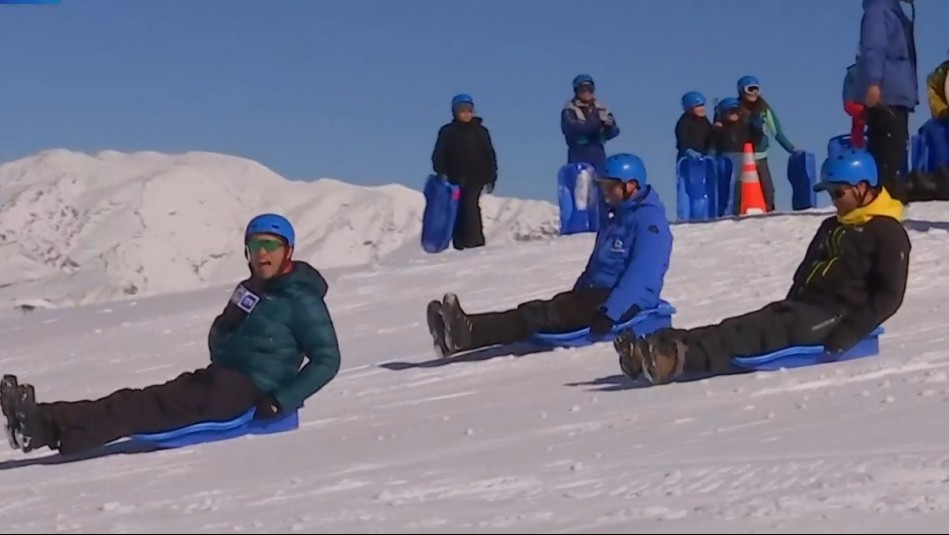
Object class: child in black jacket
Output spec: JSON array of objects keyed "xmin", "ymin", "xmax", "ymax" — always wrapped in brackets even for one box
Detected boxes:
[
  {"xmin": 675, "ymin": 91, "xmax": 712, "ymax": 159},
  {"xmin": 431, "ymin": 93, "xmax": 499, "ymax": 250},
  {"xmin": 710, "ymin": 97, "xmax": 764, "ymax": 155}
]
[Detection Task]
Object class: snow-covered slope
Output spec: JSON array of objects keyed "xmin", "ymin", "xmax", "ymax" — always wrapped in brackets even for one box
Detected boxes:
[
  {"xmin": 0, "ymin": 203, "xmax": 948, "ymax": 532},
  {"xmin": 0, "ymin": 149, "xmax": 559, "ymax": 308}
]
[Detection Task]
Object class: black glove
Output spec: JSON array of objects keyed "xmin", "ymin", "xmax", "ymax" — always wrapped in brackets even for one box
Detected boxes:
[
  {"xmin": 254, "ymin": 395, "xmax": 282, "ymax": 420},
  {"xmin": 589, "ymin": 311, "xmax": 615, "ymax": 337},
  {"xmin": 823, "ymin": 323, "xmax": 859, "ymax": 354}
]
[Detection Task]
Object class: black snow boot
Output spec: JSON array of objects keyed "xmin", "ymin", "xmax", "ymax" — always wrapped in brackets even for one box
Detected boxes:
[
  {"xmin": 426, "ymin": 300, "xmax": 451, "ymax": 358},
  {"xmin": 441, "ymin": 293, "xmax": 473, "ymax": 353},
  {"xmin": 3, "ymin": 379, "xmax": 59, "ymax": 453}
]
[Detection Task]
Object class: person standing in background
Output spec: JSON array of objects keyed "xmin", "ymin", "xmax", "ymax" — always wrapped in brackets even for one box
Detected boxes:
[
  {"xmin": 561, "ymin": 74, "xmax": 620, "ymax": 228},
  {"xmin": 675, "ymin": 91, "xmax": 713, "ymax": 160},
  {"xmin": 431, "ymin": 93, "xmax": 499, "ymax": 251},
  {"xmin": 856, "ymin": 0, "xmax": 918, "ymax": 200},
  {"xmin": 843, "ymin": 55, "xmax": 867, "ymax": 148},
  {"xmin": 736, "ymin": 75, "xmax": 800, "ymax": 213}
]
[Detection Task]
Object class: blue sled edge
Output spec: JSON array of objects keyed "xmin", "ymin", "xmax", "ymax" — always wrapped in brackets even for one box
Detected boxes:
[
  {"xmin": 529, "ymin": 300, "xmax": 677, "ymax": 348},
  {"xmin": 730, "ymin": 326, "xmax": 885, "ymax": 372},
  {"xmin": 127, "ymin": 408, "xmax": 300, "ymax": 449}
]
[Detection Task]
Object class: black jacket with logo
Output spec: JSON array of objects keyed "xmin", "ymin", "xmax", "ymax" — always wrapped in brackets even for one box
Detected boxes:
[{"xmin": 786, "ymin": 195, "xmax": 911, "ymax": 351}]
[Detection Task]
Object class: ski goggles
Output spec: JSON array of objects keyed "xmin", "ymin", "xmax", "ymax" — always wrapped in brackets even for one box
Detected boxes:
[
  {"xmin": 575, "ymin": 82, "xmax": 595, "ymax": 94},
  {"xmin": 246, "ymin": 237, "xmax": 285, "ymax": 253},
  {"xmin": 743, "ymin": 84, "xmax": 760, "ymax": 94}
]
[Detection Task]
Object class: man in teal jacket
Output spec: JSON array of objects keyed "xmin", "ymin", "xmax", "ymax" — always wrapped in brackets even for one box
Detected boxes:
[{"xmin": 1, "ymin": 213, "xmax": 342, "ymax": 455}]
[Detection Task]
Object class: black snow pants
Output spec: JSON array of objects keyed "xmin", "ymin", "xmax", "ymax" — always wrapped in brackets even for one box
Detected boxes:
[
  {"xmin": 464, "ymin": 288, "xmax": 611, "ymax": 350},
  {"xmin": 866, "ymin": 105, "xmax": 910, "ymax": 198},
  {"xmin": 39, "ymin": 365, "xmax": 262, "ymax": 454},
  {"xmin": 756, "ymin": 157, "xmax": 776, "ymax": 213},
  {"xmin": 676, "ymin": 299, "xmax": 842, "ymax": 373},
  {"xmin": 453, "ymin": 184, "xmax": 486, "ymax": 250}
]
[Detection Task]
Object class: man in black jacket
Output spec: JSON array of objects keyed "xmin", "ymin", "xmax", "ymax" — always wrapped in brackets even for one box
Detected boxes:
[
  {"xmin": 431, "ymin": 93, "xmax": 499, "ymax": 250},
  {"xmin": 615, "ymin": 148, "xmax": 911, "ymax": 384}
]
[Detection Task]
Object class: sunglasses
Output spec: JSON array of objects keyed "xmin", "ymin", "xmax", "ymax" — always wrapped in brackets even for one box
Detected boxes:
[
  {"xmin": 825, "ymin": 185, "xmax": 850, "ymax": 199},
  {"xmin": 246, "ymin": 237, "xmax": 284, "ymax": 253},
  {"xmin": 455, "ymin": 104, "xmax": 474, "ymax": 113}
]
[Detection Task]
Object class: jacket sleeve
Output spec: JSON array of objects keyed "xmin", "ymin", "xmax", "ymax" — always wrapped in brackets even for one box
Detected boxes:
[
  {"xmin": 674, "ymin": 114, "xmax": 687, "ymax": 154},
  {"xmin": 600, "ymin": 208, "xmax": 673, "ymax": 321},
  {"xmin": 483, "ymin": 125, "xmax": 499, "ymax": 182},
  {"xmin": 858, "ymin": 4, "xmax": 887, "ymax": 90},
  {"xmin": 273, "ymin": 291, "xmax": 342, "ymax": 411},
  {"xmin": 601, "ymin": 106, "xmax": 620, "ymax": 141},
  {"xmin": 561, "ymin": 105, "xmax": 603, "ymax": 143},
  {"xmin": 763, "ymin": 109, "xmax": 796, "ymax": 153},
  {"xmin": 927, "ymin": 66, "xmax": 949, "ymax": 120},
  {"xmin": 824, "ymin": 220, "xmax": 911, "ymax": 352},
  {"xmin": 431, "ymin": 125, "xmax": 450, "ymax": 176}
]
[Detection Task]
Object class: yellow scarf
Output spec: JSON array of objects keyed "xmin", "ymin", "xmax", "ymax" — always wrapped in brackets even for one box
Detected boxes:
[{"xmin": 837, "ymin": 187, "xmax": 904, "ymax": 225}]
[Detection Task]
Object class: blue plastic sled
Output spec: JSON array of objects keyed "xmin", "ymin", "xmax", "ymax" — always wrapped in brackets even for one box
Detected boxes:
[
  {"xmin": 558, "ymin": 162, "xmax": 600, "ymax": 235},
  {"xmin": 421, "ymin": 174, "xmax": 461, "ymax": 254},
  {"xmin": 530, "ymin": 300, "xmax": 676, "ymax": 348},
  {"xmin": 918, "ymin": 118, "xmax": 949, "ymax": 172},
  {"xmin": 787, "ymin": 150, "xmax": 817, "ymax": 210},
  {"xmin": 676, "ymin": 155, "xmax": 735, "ymax": 222},
  {"xmin": 715, "ymin": 155, "xmax": 735, "ymax": 218},
  {"xmin": 730, "ymin": 327, "xmax": 884, "ymax": 372},
  {"xmin": 675, "ymin": 156, "xmax": 719, "ymax": 222},
  {"xmin": 128, "ymin": 408, "xmax": 300, "ymax": 449},
  {"xmin": 912, "ymin": 131, "xmax": 929, "ymax": 173}
]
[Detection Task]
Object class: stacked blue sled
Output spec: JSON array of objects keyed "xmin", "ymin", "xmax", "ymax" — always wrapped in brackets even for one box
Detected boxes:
[
  {"xmin": 557, "ymin": 162, "xmax": 601, "ymax": 235},
  {"xmin": 421, "ymin": 174, "xmax": 460, "ymax": 254},
  {"xmin": 674, "ymin": 155, "xmax": 736, "ymax": 222},
  {"xmin": 910, "ymin": 118, "xmax": 949, "ymax": 173},
  {"xmin": 674, "ymin": 151, "xmax": 819, "ymax": 223}
]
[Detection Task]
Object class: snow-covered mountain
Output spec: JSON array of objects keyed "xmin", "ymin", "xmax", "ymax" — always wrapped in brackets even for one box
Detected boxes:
[{"xmin": 0, "ymin": 149, "xmax": 559, "ymax": 308}]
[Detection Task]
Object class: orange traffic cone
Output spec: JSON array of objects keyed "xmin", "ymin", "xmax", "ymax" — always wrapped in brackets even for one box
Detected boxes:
[{"xmin": 739, "ymin": 142, "xmax": 767, "ymax": 216}]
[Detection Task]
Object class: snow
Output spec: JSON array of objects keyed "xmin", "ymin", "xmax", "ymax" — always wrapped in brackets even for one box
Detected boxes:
[
  {"xmin": 1, "ymin": 163, "xmax": 949, "ymax": 532},
  {"xmin": 0, "ymin": 149, "xmax": 559, "ymax": 308}
]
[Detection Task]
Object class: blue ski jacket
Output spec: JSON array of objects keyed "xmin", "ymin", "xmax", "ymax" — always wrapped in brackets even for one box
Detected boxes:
[
  {"xmin": 561, "ymin": 97, "xmax": 620, "ymax": 171},
  {"xmin": 574, "ymin": 185, "xmax": 673, "ymax": 321},
  {"xmin": 856, "ymin": 0, "xmax": 919, "ymax": 110}
]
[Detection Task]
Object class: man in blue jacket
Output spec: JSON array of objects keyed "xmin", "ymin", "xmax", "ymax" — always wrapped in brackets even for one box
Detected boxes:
[
  {"xmin": 856, "ymin": 0, "xmax": 918, "ymax": 197},
  {"xmin": 562, "ymin": 74, "xmax": 621, "ymax": 229},
  {"xmin": 1, "ymin": 214, "xmax": 342, "ymax": 455},
  {"xmin": 426, "ymin": 153, "xmax": 673, "ymax": 357}
]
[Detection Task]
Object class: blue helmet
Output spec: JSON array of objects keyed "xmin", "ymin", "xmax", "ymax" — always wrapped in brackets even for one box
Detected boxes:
[
  {"xmin": 814, "ymin": 148, "xmax": 879, "ymax": 192},
  {"xmin": 717, "ymin": 97, "xmax": 741, "ymax": 112},
  {"xmin": 681, "ymin": 91, "xmax": 706, "ymax": 111},
  {"xmin": 572, "ymin": 74, "xmax": 594, "ymax": 91},
  {"xmin": 245, "ymin": 213, "xmax": 295, "ymax": 247},
  {"xmin": 451, "ymin": 93, "xmax": 474, "ymax": 112},
  {"xmin": 737, "ymin": 75, "xmax": 760, "ymax": 94},
  {"xmin": 600, "ymin": 153, "xmax": 648, "ymax": 186}
]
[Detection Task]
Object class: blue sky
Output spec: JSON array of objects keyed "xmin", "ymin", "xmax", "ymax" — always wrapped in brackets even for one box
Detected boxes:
[{"xmin": 1, "ymin": 0, "xmax": 947, "ymax": 213}]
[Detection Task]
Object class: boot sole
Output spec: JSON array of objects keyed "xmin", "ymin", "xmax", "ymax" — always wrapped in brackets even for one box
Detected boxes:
[
  {"xmin": 0, "ymin": 375, "xmax": 19, "ymax": 449},
  {"xmin": 613, "ymin": 331, "xmax": 642, "ymax": 380},
  {"xmin": 426, "ymin": 300, "xmax": 451, "ymax": 359}
]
